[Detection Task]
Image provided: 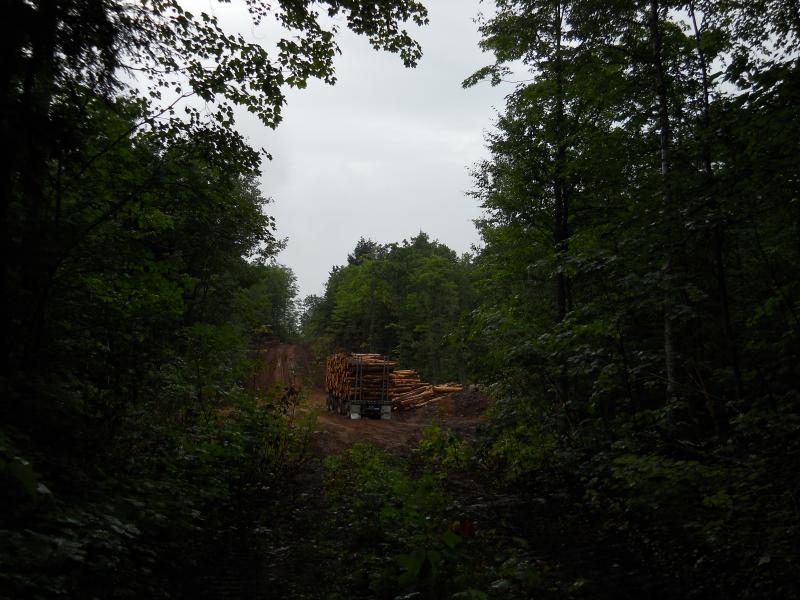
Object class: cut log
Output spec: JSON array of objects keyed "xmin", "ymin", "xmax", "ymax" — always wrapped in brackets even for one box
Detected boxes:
[{"xmin": 432, "ymin": 385, "xmax": 464, "ymax": 394}]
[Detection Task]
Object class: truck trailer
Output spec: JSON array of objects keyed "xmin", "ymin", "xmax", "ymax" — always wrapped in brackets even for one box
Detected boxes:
[{"xmin": 325, "ymin": 352, "xmax": 393, "ymax": 420}]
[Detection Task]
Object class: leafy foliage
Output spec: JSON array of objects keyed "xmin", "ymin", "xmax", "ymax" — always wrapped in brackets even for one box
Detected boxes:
[
  {"xmin": 322, "ymin": 443, "xmax": 471, "ymax": 598},
  {"xmin": 1, "ymin": 388, "xmax": 316, "ymax": 599},
  {"xmin": 461, "ymin": 1, "xmax": 800, "ymax": 596},
  {"xmin": 302, "ymin": 233, "xmax": 476, "ymax": 382},
  {"xmin": 2, "ymin": 1, "xmax": 427, "ymax": 597}
]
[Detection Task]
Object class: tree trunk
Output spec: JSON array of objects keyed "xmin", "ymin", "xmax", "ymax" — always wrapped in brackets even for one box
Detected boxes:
[
  {"xmin": 18, "ymin": 0, "xmax": 59, "ymax": 367},
  {"xmin": 0, "ymin": 3, "xmax": 28, "ymax": 378},
  {"xmin": 552, "ymin": 1, "xmax": 571, "ymax": 406},
  {"xmin": 688, "ymin": 0, "xmax": 742, "ymax": 411},
  {"xmin": 553, "ymin": 1, "xmax": 570, "ymax": 322},
  {"xmin": 367, "ymin": 268, "xmax": 377, "ymax": 352},
  {"xmin": 648, "ymin": 0, "xmax": 678, "ymax": 400}
]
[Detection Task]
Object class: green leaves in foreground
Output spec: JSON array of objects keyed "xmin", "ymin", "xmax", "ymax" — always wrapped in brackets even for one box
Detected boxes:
[
  {"xmin": 1, "ymin": 390, "xmax": 315, "ymax": 599},
  {"xmin": 323, "ymin": 443, "xmax": 471, "ymax": 599}
]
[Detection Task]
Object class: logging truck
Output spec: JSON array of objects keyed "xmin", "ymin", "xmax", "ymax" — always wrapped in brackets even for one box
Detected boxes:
[
  {"xmin": 325, "ymin": 352, "xmax": 393, "ymax": 419},
  {"xmin": 325, "ymin": 352, "xmax": 467, "ymax": 417}
]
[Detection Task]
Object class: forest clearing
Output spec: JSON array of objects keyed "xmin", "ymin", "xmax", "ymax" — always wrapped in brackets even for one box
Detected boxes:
[{"xmin": 253, "ymin": 343, "xmax": 488, "ymax": 454}]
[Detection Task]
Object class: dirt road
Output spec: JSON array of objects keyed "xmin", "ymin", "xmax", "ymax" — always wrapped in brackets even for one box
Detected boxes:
[{"xmin": 306, "ymin": 388, "xmax": 486, "ymax": 455}]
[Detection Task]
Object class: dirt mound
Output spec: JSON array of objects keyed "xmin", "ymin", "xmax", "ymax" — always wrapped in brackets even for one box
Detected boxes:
[
  {"xmin": 412, "ymin": 388, "xmax": 491, "ymax": 419},
  {"xmin": 445, "ymin": 388, "xmax": 492, "ymax": 417},
  {"xmin": 306, "ymin": 388, "xmax": 488, "ymax": 456},
  {"xmin": 252, "ymin": 343, "xmax": 316, "ymax": 392}
]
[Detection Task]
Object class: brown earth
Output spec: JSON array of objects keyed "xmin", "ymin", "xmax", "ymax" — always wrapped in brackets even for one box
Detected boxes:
[
  {"xmin": 251, "ymin": 342, "xmax": 317, "ymax": 392},
  {"xmin": 254, "ymin": 343, "xmax": 490, "ymax": 455}
]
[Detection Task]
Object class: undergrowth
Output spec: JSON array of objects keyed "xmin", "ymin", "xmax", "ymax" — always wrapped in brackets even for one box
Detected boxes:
[
  {"xmin": 317, "ymin": 427, "xmax": 569, "ymax": 600},
  {"xmin": 0, "ymin": 386, "xmax": 315, "ymax": 599},
  {"xmin": 321, "ymin": 441, "xmax": 483, "ymax": 599}
]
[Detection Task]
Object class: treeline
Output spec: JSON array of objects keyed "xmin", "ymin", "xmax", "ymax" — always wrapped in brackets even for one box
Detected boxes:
[
  {"xmin": 302, "ymin": 234, "xmax": 475, "ymax": 383},
  {"xmin": 465, "ymin": 0, "xmax": 800, "ymax": 421},
  {"xmin": 5, "ymin": 89, "xmax": 301, "ymax": 427}
]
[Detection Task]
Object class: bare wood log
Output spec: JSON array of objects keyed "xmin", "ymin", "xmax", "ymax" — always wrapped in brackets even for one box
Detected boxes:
[
  {"xmin": 394, "ymin": 385, "xmax": 434, "ymax": 403},
  {"xmin": 396, "ymin": 390, "xmax": 438, "ymax": 410},
  {"xmin": 330, "ymin": 355, "xmax": 463, "ymax": 413},
  {"xmin": 432, "ymin": 385, "xmax": 463, "ymax": 394},
  {"xmin": 409, "ymin": 396, "xmax": 447, "ymax": 409}
]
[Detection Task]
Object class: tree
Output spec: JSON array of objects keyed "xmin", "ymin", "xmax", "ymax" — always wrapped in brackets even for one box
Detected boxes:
[
  {"xmin": 3, "ymin": 0, "xmax": 428, "ymax": 382},
  {"xmin": 303, "ymin": 233, "xmax": 475, "ymax": 382},
  {"xmin": 462, "ymin": 1, "xmax": 800, "ymax": 594},
  {"xmin": 348, "ymin": 237, "xmax": 382, "ymax": 265}
]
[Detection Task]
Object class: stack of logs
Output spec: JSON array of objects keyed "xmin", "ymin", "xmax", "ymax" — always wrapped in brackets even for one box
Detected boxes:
[
  {"xmin": 325, "ymin": 352, "xmax": 395, "ymax": 409},
  {"xmin": 391, "ymin": 369, "xmax": 463, "ymax": 411},
  {"xmin": 325, "ymin": 352, "xmax": 465, "ymax": 412}
]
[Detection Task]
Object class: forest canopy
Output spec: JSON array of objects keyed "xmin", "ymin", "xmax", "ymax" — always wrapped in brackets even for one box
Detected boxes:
[
  {"xmin": 457, "ymin": 1, "xmax": 800, "ymax": 596},
  {"xmin": 302, "ymin": 233, "xmax": 476, "ymax": 382},
  {"xmin": 2, "ymin": 0, "xmax": 429, "ymax": 408}
]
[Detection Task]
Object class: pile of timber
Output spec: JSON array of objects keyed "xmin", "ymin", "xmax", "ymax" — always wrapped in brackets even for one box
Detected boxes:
[
  {"xmin": 390, "ymin": 368, "xmax": 464, "ymax": 410},
  {"xmin": 391, "ymin": 369, "xmax": 424, "ymax": 395},
  {"xmin": 325, "ymin": 352, "xmax": 465, "ymax": 412},
  {"xmin": 325, "ymin": 353, "xmax": 395, "ymax": 414}
]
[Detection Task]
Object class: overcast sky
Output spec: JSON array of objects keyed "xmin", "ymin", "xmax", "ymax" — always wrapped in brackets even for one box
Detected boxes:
[{"xmin": 212, "ymin": 0, "xmax": 513, "ymax": 298}]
